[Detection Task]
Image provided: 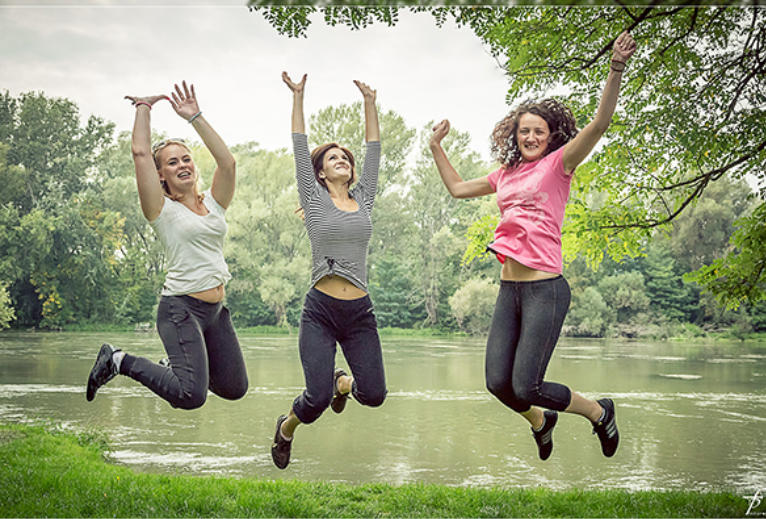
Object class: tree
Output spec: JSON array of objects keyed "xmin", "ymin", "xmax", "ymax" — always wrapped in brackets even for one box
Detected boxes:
[
  {"xmin": 597, "ymin": 271, "xmax": 650, "ymax": 324},
  {"xmin": 641, "ymin": 238, "xmax": 696, "ymax": 322},
  {"xmin": 254, "ymin": 4, "xmax": 766, "ymax": 305},
  {"xmin": 405, "ymin": 123, "xmax": 489, "ymax": 327},
  {"xmin": 670, "ymin": 176, "xmax": 753, "ymax": 273},
  {"xmin": 566, "ymin": 286, "xmax": 612, "ymax": 338},
  {"xmin": 224, "ymin": 142, "xmax": 309, "ymax": 327},
  {"xmin": 368, "ymin": 254, "xmax": 420, "ymax": 328},
  {"xmin": 0, "ymin": 91, "xmax": 118, "ymax": 328},
  {"xmin": 449, "ymin": 277, "xmax": 498, "ymax": 335},
  {"xmin": 0, "ymin": 283, "xmax": 14, "ymax": 330},
  {"xmin": 686, "ymin": 202, "xmax": 766, "ymax": 310},
  {"xmin": 98, "ymin": 131, "xmax": 167, "ymax": 325},
  {"xmin": 0, "ymin": 90, "xmax": 113, "ymax": 214}
]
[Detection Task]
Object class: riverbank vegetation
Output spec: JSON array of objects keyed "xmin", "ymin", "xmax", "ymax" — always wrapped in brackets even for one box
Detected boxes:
[
  {"xmin": 1, "ymin": 78, "xmax": 765, "ymax": 340},
  {"xmin": 0, "ymin": 422, "xmax": 745, "ymax": 518}
]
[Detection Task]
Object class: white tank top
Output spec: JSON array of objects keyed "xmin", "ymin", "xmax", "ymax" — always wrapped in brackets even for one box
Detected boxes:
[{"xmin": 149, "ymin": 189, "xmax": 231, "ymax": 296}]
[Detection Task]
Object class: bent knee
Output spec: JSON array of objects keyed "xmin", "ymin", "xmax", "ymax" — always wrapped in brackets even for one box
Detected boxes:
[
  {"xmin": 487, "ymin": 379, "xmax": 531, "ymax": 414},
  {"xmin": 511, "ymin": 384, "xmax": 538, "ymax": 409},
  {"xmin": 486, "ymin": 376, "xmax": 507, "ymax": 399},
  {"xmin": 356, "ymin": 388, "xmax": 387, "ymax": 408},
  {"xmin": 173, "ymin": 390, "xmax": 208, "ymax": 410},
  {"xmin": 217, "ymin": 378, "xmax": 249, "ymax": 401},
  {"xmin": 306, "ymin": 392, "xmax": 333, "ymax": 415}
]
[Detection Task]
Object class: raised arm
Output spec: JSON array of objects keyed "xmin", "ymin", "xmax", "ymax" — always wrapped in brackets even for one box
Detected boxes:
[
  {"xmin": 562, "ymin": 31, "xmax": 637, "ymax": 174},
  {"xmin": 125, "ymin": 94, "xmax": 169, "ymax": 221},
  {"xmin": 429, "ymin": 119, "xmax": 494, "ymax": 199},
  {"xmin": 282, "ymin": 72, "xmax": 306, "ymax": 134},
  {"xmin": 169, "ymin": 81, "xmax": 236, "ymax": 209},
  {"xmin": 354, "ymin": 80, "xmax": 379, "ymax": 143},
  {"xmin": 283, "ymin": 72, "xmax": 314, "ymax": 209}
]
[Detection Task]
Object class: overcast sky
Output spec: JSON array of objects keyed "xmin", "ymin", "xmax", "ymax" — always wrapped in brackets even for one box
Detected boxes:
[{"xmin": 0, "ymin": 1, "xmax": 512, "ymax": 163}]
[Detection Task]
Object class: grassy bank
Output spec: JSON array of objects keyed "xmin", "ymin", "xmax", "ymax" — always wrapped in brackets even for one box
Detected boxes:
[{"xmin": 0, "ymin": 423, "xmax": 745, "ymax": 518}]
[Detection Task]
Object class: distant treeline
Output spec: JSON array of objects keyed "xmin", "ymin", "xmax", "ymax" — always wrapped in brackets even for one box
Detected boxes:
[{"xmin": 1, "ymin": 90, "xmax": 764, "ymax": 338}]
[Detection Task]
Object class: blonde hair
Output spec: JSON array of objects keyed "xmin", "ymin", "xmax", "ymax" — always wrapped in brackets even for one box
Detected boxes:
[{"xmin": 152, "ymin": 140, "xmax": 205, "ymax": 203}]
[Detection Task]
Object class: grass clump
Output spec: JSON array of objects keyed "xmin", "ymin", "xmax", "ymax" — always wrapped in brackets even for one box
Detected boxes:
[{"xmin": 0, "ymin": 423, "xmax": 745, "ymax": 518}]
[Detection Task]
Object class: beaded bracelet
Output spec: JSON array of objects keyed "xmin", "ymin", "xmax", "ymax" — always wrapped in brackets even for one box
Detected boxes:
[
  {"xmin": 135, "ymin": 101, "xmax": 152, "ymax": 109},
  {"xmin": 188, "ymin": 111, "xmax": 202, "ymax": 123},
  {"xmin": 611, "ymin": 59, "xmax": 627, "ymax": 73}
]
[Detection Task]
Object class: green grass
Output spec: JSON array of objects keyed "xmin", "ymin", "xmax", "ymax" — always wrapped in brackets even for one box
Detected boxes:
[{"xmin": 0, "ymin": 423, "xmax": 746, "ymax": 518}]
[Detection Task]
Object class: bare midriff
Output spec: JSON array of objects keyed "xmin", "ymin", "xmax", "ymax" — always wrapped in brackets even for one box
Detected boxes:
[
  {"xmin": 314, "ymin": 275, "xmax": 368, "ymax": 300},
  {"xmin": 189, "ymin": 284, "xmax": 226, "ymax": 303},
  {"xmin": 501, "ymin": 257, "xmax": 560, "ymax": 282}
]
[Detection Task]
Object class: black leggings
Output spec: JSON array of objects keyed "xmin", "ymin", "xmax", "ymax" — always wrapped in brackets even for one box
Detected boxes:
[
  {"xmin": 485, "ymin": 276, "xmax": 572, "ymax": 413},
  {"xmin": 292, "ymin": 288, "xmax": 387, "ymax": 424},
  {"xmin": 120, "ymin": 295, "xmax": 248, "ymax": 409}
]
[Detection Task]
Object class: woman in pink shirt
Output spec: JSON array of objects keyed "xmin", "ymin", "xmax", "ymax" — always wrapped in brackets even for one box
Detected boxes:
[{"xmin": 430, "ymin": 32, "xmax": 636, "ymax": 460}]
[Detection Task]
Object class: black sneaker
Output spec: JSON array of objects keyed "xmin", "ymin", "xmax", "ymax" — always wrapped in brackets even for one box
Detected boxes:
[
  {"xmin": 271, "ymin": 415, "xmax": 292, "ymax": 469},
  {"xmin": 330, "ymin": 368, "xmax": 350, "ymax": 414},
  {"xmin": 86, "ymin": 343, "xmax": 120, "ymax": 402},
  {"xmin": 531, "ymin": 410, "xmax": 558, "ymax": 461},
  {"xmin": 592, "ymin": 398, "xmax": 619, "ymax": 457}
]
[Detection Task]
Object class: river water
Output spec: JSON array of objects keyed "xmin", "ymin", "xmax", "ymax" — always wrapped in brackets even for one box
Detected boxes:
[{"xmin": 1, "ymin": 331, "xmax": 764, "ymax": 492}]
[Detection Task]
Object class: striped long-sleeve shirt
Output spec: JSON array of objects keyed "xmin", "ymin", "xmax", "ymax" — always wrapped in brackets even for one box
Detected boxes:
[{"xmin": 293, "ymin": 133, "xmax": 381, "ymax": 292}]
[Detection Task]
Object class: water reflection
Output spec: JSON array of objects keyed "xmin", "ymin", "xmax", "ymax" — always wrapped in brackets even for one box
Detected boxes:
[{"xmin": 0, "ymin": 331, "xmax": 765, "ymax": 492}]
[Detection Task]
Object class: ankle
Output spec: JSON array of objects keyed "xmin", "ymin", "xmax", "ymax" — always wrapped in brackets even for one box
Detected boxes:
[
  {"xmin": 112, "ymin": 351, "xmax": 126, "ymax": 373},
  {"xmin": 339, "ymin": 375, "xmax": 353, "ymax": 395}
]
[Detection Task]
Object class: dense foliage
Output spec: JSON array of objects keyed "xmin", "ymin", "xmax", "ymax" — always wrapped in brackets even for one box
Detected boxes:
[{"xmin": 1, "ymin": 89, "xmax": 764, "ymax": 338}]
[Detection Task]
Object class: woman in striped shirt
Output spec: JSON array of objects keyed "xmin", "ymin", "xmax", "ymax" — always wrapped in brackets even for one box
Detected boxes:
[{"xmin": 271, "ymin": 72, "xmax": 386, "ymax": 470}]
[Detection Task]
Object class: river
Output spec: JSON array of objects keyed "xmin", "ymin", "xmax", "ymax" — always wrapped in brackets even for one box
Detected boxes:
[{"xmin": 1, "ymin": 330, "xmax": 764, "ymax": 492}]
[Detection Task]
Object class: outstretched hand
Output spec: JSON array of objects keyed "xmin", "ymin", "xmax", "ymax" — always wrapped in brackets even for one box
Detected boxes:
[
  {"xmin": 430, "ymin": 119, "xmax": 451, "ymax": 147},
  {"xmin": 168, "ymin": 81, "xmax": 200, "ymax": 121},
  {"xmin": 125, "ymin": 94, "xmax": 169, "ymax": 108},
  {"xmin": 612, "ymin": 31, "xmax": 637, "ymax": 63},
  {"xmin": 283, "ymin": 72, "xmax": 307, "ymax": 94},
  {"xmin": 353, "ymin": 80, "xmax": 376, "ymax": 103}
]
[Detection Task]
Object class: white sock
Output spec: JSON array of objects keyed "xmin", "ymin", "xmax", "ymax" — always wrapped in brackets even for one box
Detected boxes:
[
  {"xmin": 112, "ymin": 351, "xmax": 125, "ymax": 372},
  {"xmin": 596, "ymin": 407, "xmax": 606, "ymax": 423}
]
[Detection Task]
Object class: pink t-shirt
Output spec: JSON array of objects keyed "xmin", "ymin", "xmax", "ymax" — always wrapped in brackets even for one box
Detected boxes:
[{"xmin": 486, "ymin": 146, "xmax": 572, "ymax": 274}]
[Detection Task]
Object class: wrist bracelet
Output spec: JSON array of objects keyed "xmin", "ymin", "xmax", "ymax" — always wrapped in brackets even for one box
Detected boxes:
[
  {"xmin": 610, "ymin": 60, "xmax": 627, "ymax": 73},
  {"xmin": 135, "ymin": 101, "xmax": 152, "ymax": 109},
  {"xmin": 188, "ymin": 111, "xmax": 202, "ymax": 123}
]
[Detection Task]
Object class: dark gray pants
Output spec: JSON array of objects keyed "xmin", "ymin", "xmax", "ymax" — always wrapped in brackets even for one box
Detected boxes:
[
  {"xmin": 292, "ymin": 288, "xmax": 387, "ymax": 424},
  {"xmin": 121, "ymin": 295, "xmax": 248, "ymax": 409},
  {"xmin": 485, "ymin": 276, "xmax": 572, "ymax": 413}
]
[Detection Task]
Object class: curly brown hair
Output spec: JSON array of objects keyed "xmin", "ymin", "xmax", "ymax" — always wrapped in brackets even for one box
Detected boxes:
[
  {"xmin": 310, "ymin": 143, "xmax": 356, "ymax": 190},
  {"xmin": 490, "ymin": 98, "xmax": 579, "ymax": 169}
]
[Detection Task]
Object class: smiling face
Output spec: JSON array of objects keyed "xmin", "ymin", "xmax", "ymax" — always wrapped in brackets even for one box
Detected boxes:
[
  {"xmin": 319, "ymin": 147, "xmax": 352, "ymax": 184},
  {"xmin": 516, "ymin": 112, "xmax": 551, "ymax": 163},
  {"xmin": 156, "ymin": 143, "xmax": 197, "ymax": 195}
]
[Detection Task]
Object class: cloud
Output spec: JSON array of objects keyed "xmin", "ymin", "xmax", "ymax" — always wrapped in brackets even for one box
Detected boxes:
[{"xmin": 0, "ymin": 4, "xmax": 510, "ymax": 160}]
